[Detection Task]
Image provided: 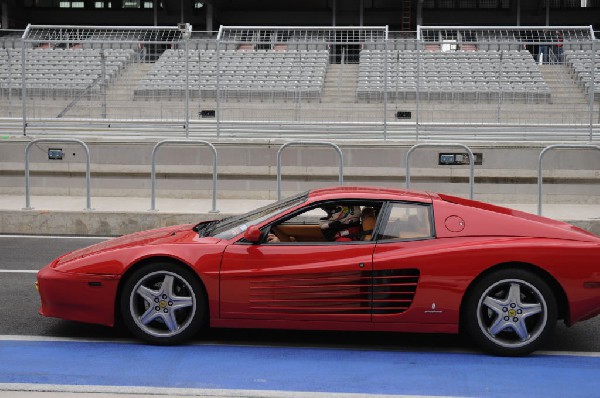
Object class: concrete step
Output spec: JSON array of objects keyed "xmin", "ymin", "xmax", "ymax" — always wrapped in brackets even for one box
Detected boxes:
[
  {"xmin": 321, "ymin": 64, "xmax": 359, "ymax": 103},
  {"xmin": 540, "ymin": 64, "xmax": 587, "ymax": 102}
]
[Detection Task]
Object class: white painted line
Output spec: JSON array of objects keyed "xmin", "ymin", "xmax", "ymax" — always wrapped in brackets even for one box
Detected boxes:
[
  {"xmin": 0, "ymin": 270, "xmax": 39, "ymax": 274},
  {"xmin": 0, "ymin": 383, "xmax": 454, "ymax": 398},
  {"xmin": 0, "ymin": 235, "xmax": 110, "ymax": 239},
  {"xmin": 536, "ymin": 350, "xmax": 600, "ymax": 358},
  {"xmin": 0, "ymin": 335, "xmax": 138, "ymax": 344}
]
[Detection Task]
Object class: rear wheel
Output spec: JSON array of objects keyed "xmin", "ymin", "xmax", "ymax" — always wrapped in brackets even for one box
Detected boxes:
[
  {"xmin": 463, "ymin": 269, "xmax": 557, "ymax": 356},
  {"xmin": 120, "ymin": 263, "xmax": 206, "ymax": 345}
]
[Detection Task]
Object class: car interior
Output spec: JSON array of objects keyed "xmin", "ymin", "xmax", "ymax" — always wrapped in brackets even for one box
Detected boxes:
[
  {"xmin": 265, "ymin": 201, "xmax": 383, "ymax": 243},
  {"xmin": 265, "ymin": 201, "xmax": 434, "ymax": 243}
]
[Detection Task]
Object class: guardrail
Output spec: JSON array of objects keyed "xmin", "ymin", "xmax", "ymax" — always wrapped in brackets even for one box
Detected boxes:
[
  {"xmin": 537, "ymin": 144, "xmax": 600, "ymax": 215},
  {"xmin": 150, "ymin": 139, "xmax": 219, "ymax": 213},
  {"xmin": 277, "ymin": 141, "xmax": 344, "ymax": 201},
  {"xmin": 406, "ymin": 143, "xmax": 475, "ymax": 200},
  {"xmin": 24, "ymin": 138, "xmax": 92, "ymax": 210},
  {"xmin": 19, "ymin": 140, "xmax": 600, "ymax": 216}
]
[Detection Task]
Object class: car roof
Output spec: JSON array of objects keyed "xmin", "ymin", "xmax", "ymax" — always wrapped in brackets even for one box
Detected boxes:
[{"xmin": 307, "ymin": 186, "xmax": 433, "ymax": 203}]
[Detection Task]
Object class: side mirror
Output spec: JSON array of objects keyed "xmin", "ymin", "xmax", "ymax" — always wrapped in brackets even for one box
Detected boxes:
[{"xmin": 244, "ymin": 225, "xmax": 263, "ymax": 244}]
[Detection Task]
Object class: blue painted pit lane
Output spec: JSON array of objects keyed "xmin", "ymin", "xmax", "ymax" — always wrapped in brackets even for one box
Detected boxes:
[{"xmin": 0, "ymin": 339, "xmax": 599, "ymax": 397}]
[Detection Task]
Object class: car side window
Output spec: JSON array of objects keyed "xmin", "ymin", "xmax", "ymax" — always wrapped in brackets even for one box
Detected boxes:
[
  {"xmin": 268, "ymin": 206, "xmax": 329, "ymax": 243},
  {"xmin": 377, "ymin": 203, "xmax": 433, "ymax": 241},
  {"xmin": 266, "ymin": 202, "xmax": 382, "ymax": 244}
]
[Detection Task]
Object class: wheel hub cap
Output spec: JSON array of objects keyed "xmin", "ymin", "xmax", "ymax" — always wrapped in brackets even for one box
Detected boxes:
[
  {"xmin": 477, "ymin": 279, "xmax": 547, "ymax": 349},
  {"xmin": 130, "ymin": 271, "xmax": 196, "ymax": 338}
]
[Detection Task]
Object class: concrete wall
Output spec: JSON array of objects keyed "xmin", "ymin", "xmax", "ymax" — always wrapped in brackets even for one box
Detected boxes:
[{"xmin": 1, "ymin": 137, "xmax": 599, "ymax": 204}]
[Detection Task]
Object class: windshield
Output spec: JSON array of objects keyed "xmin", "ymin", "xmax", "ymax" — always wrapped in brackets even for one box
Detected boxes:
[{"xmin": 208, "ymin": 191, "xmax": 308, "ymax": 240}]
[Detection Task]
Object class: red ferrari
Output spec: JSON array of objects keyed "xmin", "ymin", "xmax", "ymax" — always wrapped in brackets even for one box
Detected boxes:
[{"xmin": 37, "ymin": 186, "xmax": 600, "ymax": 356}]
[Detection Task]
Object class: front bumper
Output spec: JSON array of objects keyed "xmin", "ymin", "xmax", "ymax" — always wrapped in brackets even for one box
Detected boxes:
[{"xmin": 37, "ymin": 265, "xmax": 120, "ymax": 327}]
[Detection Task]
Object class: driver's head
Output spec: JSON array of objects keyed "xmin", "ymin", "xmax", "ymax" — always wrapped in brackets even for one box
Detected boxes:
[{"xmin": 321, "ymin": 205, "xmax": 361, "ymax": 227}]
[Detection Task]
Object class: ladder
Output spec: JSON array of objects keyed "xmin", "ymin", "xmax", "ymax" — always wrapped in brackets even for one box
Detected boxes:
[{"xmin": 401, "ymin": 0, "xmax": 411, "ymax": 31}]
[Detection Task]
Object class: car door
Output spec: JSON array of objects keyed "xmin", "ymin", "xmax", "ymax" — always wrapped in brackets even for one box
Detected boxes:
[
  {"xmin": 371, "ymin": 201, "xmax": 435, "ymax": 323},
  {"xmin": 220, "ymin": 242, "xmax": 376, "ymax": 322},
  {"xmin": 219, "ymin": 203, "xmax": 377, "ymax": 323}
]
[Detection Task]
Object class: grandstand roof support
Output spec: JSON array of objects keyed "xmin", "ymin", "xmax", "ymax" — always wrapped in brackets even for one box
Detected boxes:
[
  {"xmin": 216, "ymin": 26, "xmax": 388, "ymax": 44},
  {"xmin": 1, "ymin": 1, "xmax": 7, "ymax": 31},
  {"xmin": 205, "ymin": 2, "xmax": 214, "ymax": 32},
  {"xmin": 21, "ymin": 24, "xmax": 185, "ymax": 44},
  {"xmin": 359, "ymin": 0, "xmax": 364, "ymax": 26},
  {"xmin": 416, "ymin": 25, "xmax": 595, "ymax": 44}
]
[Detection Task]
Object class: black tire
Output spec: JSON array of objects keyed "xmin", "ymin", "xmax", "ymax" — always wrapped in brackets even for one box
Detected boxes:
[
  {"xmin": 463, "ymin": 269, "xmax": 557, "ymax": 356},
  {"xmin": 120, "ymin": 262, "xmax": 206, "ymax": 345}
]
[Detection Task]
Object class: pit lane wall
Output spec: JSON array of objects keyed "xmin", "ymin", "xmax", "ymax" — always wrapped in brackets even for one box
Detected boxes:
[{"xmin": 0, "ymin": 137, "xmax": 598, "ymax": 235}]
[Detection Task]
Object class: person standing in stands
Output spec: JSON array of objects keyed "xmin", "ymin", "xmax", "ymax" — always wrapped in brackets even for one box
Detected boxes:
[{"xmin": 555, "ymin": 31, "xmax": 563, "ymax": 64}]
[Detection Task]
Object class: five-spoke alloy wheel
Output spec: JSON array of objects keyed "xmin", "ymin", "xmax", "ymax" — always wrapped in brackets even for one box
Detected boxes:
[
  {"xmin": 464, "ymin": 269, "xmax": 557, "ymax": 356},
  {"xmin": 120, "ymin": 263, "xmax": 206, "ymax": 345}
]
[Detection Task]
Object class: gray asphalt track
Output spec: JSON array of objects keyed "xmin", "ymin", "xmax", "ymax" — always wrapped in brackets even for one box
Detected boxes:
[{"xmin": 1, "ymin": 235, "xmax": 598, "ymax": 353}]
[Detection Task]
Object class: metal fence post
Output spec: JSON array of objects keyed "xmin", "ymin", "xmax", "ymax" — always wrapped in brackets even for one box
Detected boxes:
[
  {"xmin": 277, "ymin": 141, "xmax": 344, "ymax": 201},
  {"xmin": 24, "ymin": 138, "xmax": 92, "ymax": 211},
  {"xmin": 383, "ymin": 39, "xmax": 388, "ymax": 141},
  {"xmin": 184, "ymin": 37, "xmax": 190, "ymax": 138},
  {"xmin": 198, "ymin": 48, "xmax": 203, "ymax": 104},
  {"xmin": 394, "ymin": 46, "xmax": 399, "ymax": 121},
  {"xmin": 6, "ymin": 48, "xmax": 12, "ymax": 117},
  {"xmin": 590, "ymin": 39, "xmax": 596, "ymax": 142},
  {"xmin": 150, "ymin": 139, "xmax": 219, "ymax": 213},
  {"xmin": 406, "ymin": 143, "xmax": 475, "ymax": 199},
  {"xmin": 537, "ymin": 144, "xmax": 600, "ymax": 216},
  {"xmin": 415, "ymin": 38, "xmax": 421, "ymax": 141},
  {"xmin": 20, "ymin": 40, "xmax": 26, "ymax": 136},
  {"xmin": 215, "ymin": 39, "xmax": 221, "ymax": 138},
  {"xmin": 100, "ymin": 49, "xmax": 107, "ymax": 119},
  {"xmin": 497, "ymin": 50, "xmax": 503, "ymax": 123}
]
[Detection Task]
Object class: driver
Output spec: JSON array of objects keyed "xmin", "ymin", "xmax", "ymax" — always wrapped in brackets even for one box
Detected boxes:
[{"xmin": 320, "ymin": 205, "xmax": 362, "ymax": 242}]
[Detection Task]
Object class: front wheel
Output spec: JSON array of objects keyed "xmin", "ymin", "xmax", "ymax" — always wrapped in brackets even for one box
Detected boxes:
[
  {"xmin": 120, "ymin": 263, "xmax": 206, "ymax": 345},
  {"xmin": 463, "ymin": 269, "xmax": 557, "ymax": 356}
]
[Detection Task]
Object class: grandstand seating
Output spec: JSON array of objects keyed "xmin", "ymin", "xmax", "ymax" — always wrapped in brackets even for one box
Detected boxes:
[
  {"xmin": 0, "ymin": 44, "xmax": 581, "ymax": 105},
  {"xmin": 0, "ymin": 47, "xmax": 135, "ymax": 98},
  {"xmin": 135, "ymin": 48, "xmax": 328, "ymax": 102},
  {"xmin": 564, "ymin": 49, "xmax": 600, "ymax": 99},
  {"xmin": 356, "ymin": 49, "xmax": 551, "ymax": 103}
]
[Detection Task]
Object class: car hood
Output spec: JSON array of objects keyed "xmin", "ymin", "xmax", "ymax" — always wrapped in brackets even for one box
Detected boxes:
[{"xmin": 55, "ymin": 224, "xmax": 201, "ymax": 265}]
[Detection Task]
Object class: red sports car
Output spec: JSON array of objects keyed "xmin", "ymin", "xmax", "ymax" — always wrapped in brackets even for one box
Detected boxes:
[{"xmin": 37, "ymin": 186, "xmax": 600, "ymax": 356}]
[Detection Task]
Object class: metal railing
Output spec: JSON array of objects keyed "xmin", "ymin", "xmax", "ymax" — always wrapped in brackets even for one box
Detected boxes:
[
  {"xmin": 406, "ymin": 143, "xmax": 475, "ymax": 200},
  {"xmin": 24, "ymin": 138, "xmax": 92, "ymax": 210},
  {"xmin": 17, "ymin": 139, "xmax": 600, "ymax": 219},
  {"xmin": 537, "ymin": 144, "xmax": 600, "ymax": 215},
  {"xmin": 150, "ymin": 139, "xmax": 219, "ymax": 213},
  {"xmin": 1, "ymin": 26, "xmax": 599, "ymax": 142},
  {"xmin": 276, "ymin": 141, "xmax": 344, "ymax": 200}
]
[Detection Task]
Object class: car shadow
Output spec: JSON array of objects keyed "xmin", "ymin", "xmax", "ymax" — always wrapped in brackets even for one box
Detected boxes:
[
  {"xmin": 39, "ymin": 319, "xmax": 600, "ymax": 353},
  {"xmin": 41, "ymin": 319, "xmax": 471, "ymax": 352}
]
